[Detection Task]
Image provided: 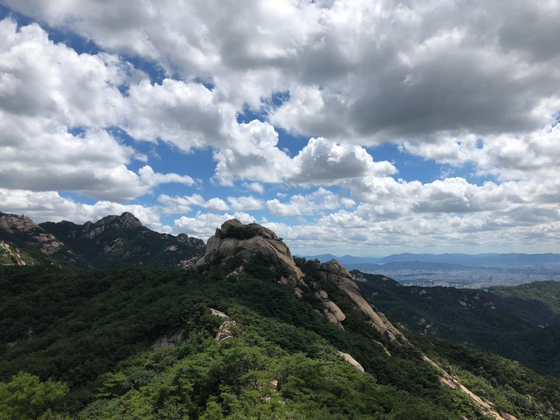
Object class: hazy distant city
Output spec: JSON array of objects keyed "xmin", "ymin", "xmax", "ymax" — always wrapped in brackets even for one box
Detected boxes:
[
  {"xmin": 307, "ymin": 253, "xmax": 560, "ymax": 289},
  {"xmin": 364, "ymin": 264, "xmax": 560, "ymax": 289}
]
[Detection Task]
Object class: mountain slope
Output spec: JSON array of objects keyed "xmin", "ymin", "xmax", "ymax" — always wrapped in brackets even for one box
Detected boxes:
[
  {"xmin": 0, "ymin": 212, "xmax": 75, "ymax": 266},
  {"xmin": 489, "ymin": 281, "xmax": 560, "ymax": 325},
  {"xmin": 355, "ymin": 271, "xmax": 560, "ymax": 377}
]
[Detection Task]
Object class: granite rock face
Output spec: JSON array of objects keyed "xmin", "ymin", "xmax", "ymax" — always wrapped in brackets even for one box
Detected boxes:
[
  {"xmin": 309, "ymin": 259, "xmax": 405, "ymax": 342},
  {"xmin": 0, "ymin": 212, "xmax": 68, "ymax": 258},
  {"xmin": 314, "ymin": 290, "xmax": 346, "ymax": 329},
  {"xmin": 195, "ymin": 219, "xmax": 305, "ymax": 287}
]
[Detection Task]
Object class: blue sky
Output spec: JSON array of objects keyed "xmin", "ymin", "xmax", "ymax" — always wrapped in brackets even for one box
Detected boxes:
[{"xmin": 0, "ymin": 0, "xmax": 559, "ymax": 256}]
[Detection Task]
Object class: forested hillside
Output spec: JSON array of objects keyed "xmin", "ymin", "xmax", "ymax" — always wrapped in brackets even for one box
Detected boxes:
[
  {"xmin": 355, "ymin": 271, "xmax": 560, "ymax": 377},
  {"xmin": 3, "ymin": 262, "xmax": 560, "ymax": 419}
]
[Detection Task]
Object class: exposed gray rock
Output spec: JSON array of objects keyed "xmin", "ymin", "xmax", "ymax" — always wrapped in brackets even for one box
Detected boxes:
[
  {"xmin": 83, "ymin": 212, "xmax": 143, "ymax": 239},
  {"xmin": 0, "ymin": 213, "xmax": 67, "ymax": 256},
  {"xmin": 338, "ymin": 351, "xmax": 365, "ymax": 373},
  {"xmin": 151, "ymin": 331, "xmax": 184, "ymax": 350},
  {"xmin": 210, "ymin": 308, "xmax": 237, "ymax": 342},
  {"xmin": 310, "ymin": 259, "xmax": 406, "ymax": 343},
  {"xmin": 314, "ymin": 290, "xmax": 346, "ymax": 329},
  {"xmin": 195, "ymin": 219, "xmax": 305, "ymax": 288},
  {"xmin": 177, "ymin": 233, "xmax": 205, "ymax": 250},
  {"xmin": 0, "ymin": 241, "xmax": 26, "ymax": 266}
]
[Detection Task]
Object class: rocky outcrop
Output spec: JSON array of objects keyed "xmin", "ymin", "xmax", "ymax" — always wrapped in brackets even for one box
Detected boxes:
[
  {"xmin": 82, "ymin": 212, "xmax": 143, "ymax": 239},
  {"xmin": 176, "ymin": 233, "xmax": 205, "ymax": 250},
  {"xmin": 314, "ymin": 290, "xmax": 346, "ymax": 329},
  {"xmin": 0, "ymin": 241, "xmax": 27, "ymax": 266},
  {"xmin": 211, "ymin": 308, "xmax": 237, "ymax": 342},
  {"xmin": 309, "ymin": 259, "xmax": 405, "ymax": 343},
  {"xmin": 0, "ymin": 212, "xmax": 67, "ymax": 256},
  {"xmin": 195, "ymin": 220, "xmax": 305, "ymax": 287},
  {"xmin": 423, "ymin": 355, "xmax": 517, "ymax": 420},
  {"xmin": 151, "ymin": 331, "xmax": 184, "ymax": 350},
  {"xmin": 338, "ymin": 351, "xmax": 365, "ymax": 373}
]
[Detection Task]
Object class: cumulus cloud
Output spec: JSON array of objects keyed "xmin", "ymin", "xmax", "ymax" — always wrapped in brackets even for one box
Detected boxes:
[
  {"xmin": 212, "ymin": 120, "xmax": 296, "ymax": 185},
  {"xmin": 227, "ymin": 196, "xmax": 264, "ymax": 211},
  {"xmin": 122, "ymin": 79, "xmax": 233, "ymax": 151},
  {"xmin": 290, "ymin": 137, "xmax": 397, "ymax": 184},
  {"xmin": 1, "ymin": 1, "xmax": 560, "ymax": 254},
  {"xmin": 158, "ymin": 194, "xmax": 229, "ymax": 214},
  {"xmin": 266, "ymin": 187, "xmax": 354, "ymax": 217},
  {"xmin": 0, "ymin": 18, "xmax": 195, "ymax": 202},
  {"xmin": 5, "ymin": 1, "xmax": 559, "ymax": 145}
]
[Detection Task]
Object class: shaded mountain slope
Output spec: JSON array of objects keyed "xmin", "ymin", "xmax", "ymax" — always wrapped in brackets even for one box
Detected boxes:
[
  {"xmin": 355, "ymin": 271, "xmax": 560, "ymax": 377},
  {"xmin": 0, "ymin": 212, "xmax": 205, "ymax": 269}
]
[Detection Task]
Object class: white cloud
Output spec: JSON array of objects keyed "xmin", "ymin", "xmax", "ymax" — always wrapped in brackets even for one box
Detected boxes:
[
  {"xmin": 0, "ymin": 18, "xmax": 194, "ymax": 202},
  {"xmin": 1, "ymin": 2, "xmax": 559, "ymax": 254},
  {"xmin": 290, "ymin": 137, "xmax": 397, "ymax": 184},
  {"xmin": 158, "ymin": 194, "xmax": 229, "ymax": 214},
  {"xmin": 0, "ymin": 18, "xmax": 128, "ymax": 127},
  {"xmin": 227, "ymin": 196, "xmax": 264, "ymax": 211},
  {"xmin": 213, "ymin": 120, "xmax": 296, "ymax": 185},
  {"xmin": 246, "ymin": 182, "xmax": 265, "ymax": 194},
  {"xmin": 266, "ymin": 187, "xmax": 354, "ymax": 217},
  {"xmin": 122, "ymin": 79, "xmax": 233, "ymax": 151}
]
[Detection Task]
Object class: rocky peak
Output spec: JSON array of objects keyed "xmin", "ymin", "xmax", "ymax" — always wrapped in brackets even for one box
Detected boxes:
[
  {"xmin": 0, "ymin": 212, "xmax": 66, "ymax": 256},
  {"xmin": 84, "ymin": 212, "xmax": 143, "ymax": 239},
  {"xmin": 176, "ymin": 233, "xmax": 205, "ymax": 249},
  {"xmin": 0, "ymin": 212, "xmax": 39, "ymax": 234},
  {"xmin": 95, "ymin": 212, "xmax": 142, "ymax": 229},
  {"xmin": 195, "ymin": 219, "xmax": 304, "ymax": 287}
]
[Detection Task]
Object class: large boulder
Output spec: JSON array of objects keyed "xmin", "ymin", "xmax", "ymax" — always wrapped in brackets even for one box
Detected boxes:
[{"xmin": 195, "ymin": 219, "xmax": 305, "ymax": 287}]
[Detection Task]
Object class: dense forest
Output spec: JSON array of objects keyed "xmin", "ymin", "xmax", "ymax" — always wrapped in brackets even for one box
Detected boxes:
[{"xmin": 2, "ymin": 257, "xmax": 560, "ymax": 419}]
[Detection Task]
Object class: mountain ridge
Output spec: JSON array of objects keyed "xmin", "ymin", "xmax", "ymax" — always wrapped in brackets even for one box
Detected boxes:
[
  {"xmin": 305, "ymin": 252, "xmax": 560, "ymax": 266},
  {"xmin": 0, "ymin": 211, "xmax": 205, "ymax": 269}
]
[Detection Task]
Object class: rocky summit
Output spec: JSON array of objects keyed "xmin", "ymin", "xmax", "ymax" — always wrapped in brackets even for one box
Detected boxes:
[
  {"xmin": 195, "ymin": 219, "xmax": 305, "ymax": 287},
  {"xmin": 196, "ymin": 220, "xmax": 404, "ymax": 342}
]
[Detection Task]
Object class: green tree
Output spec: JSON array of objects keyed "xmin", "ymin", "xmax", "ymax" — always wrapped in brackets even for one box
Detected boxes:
[{"xmin": 0, "ymin": 371, "xmax": 68, "ymax": 419}]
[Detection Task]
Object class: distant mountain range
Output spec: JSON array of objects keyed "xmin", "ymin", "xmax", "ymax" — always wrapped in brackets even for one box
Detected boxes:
[
  {"xmin": 305, "ymin": 252, "xmax": 560, "ymax": 267},
  {"xmin": 0, "ymin": 211, "xmax": 205, "ymax": 269}
]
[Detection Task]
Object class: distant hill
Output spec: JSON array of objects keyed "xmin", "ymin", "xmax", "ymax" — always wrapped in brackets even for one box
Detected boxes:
[
  {"xmin": 344, "ymin": 261, "xmax": 470, "ymax": 272},
  {"xmin": 489, "ymin": 281, "xmax": 560, "ymax": 325},
  {"xmin": 306, "ymin": 252, "xmax": 560, "ymax": 266},
  {"xmin": 0, "ymin": 212, "xmax": 205, "ymax": 269}
]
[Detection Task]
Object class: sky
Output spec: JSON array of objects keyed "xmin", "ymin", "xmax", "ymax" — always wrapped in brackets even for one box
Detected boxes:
[{"xmin": 0, "ymin": 0, "xmax": 559, "ymax": 256}]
